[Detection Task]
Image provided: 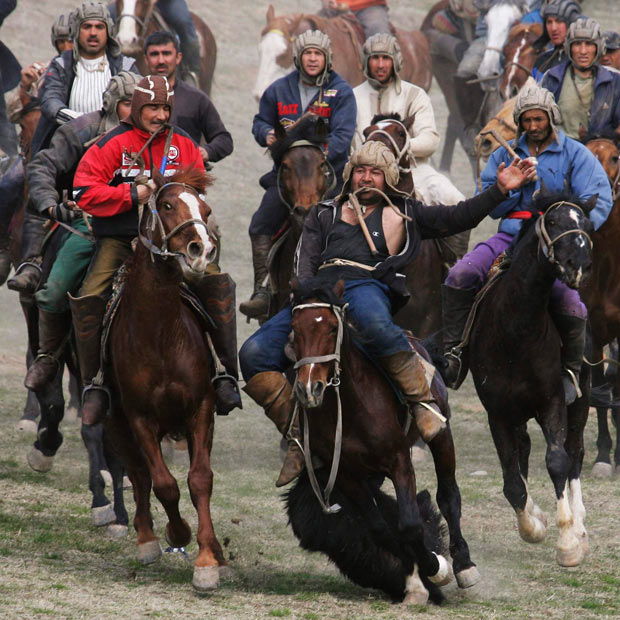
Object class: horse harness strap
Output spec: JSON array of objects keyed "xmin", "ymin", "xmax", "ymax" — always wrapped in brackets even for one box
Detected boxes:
[
  {"xmin": 365, "ymin": 122, "xmax": 412, "ymax": 173},
  {"xmin": 504, "ymin": 60, "xmax": 532, "ymax": 78},
  {"xmin": 291, "ymin": 302, "xmax": 349, "ymax": 514}
]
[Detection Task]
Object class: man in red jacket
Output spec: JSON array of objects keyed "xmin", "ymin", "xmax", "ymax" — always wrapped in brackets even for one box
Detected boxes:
[
  {"xmin": 320, "ymin": 0, "xmax": 390, "ymax": 39},
  {"xmin": 71, "ymin": 74, "xmax": 241, "ymax": 426}
]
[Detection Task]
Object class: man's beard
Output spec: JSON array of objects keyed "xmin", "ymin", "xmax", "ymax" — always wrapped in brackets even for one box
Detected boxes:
[{"xmin": 355, "ymin": 186, "xmax": 383, "ymax": 206}]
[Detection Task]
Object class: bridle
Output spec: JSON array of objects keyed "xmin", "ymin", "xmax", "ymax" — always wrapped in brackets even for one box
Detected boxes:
[
  {"xmin": 276, "ymin": 139, "xmax": 336, "ymax": 211},
  {"xmin": 117, "ymin": 1, "xmax": 150, "ymax": 39},
  {"xmin": 138, "ymin": 182, "xmax": 211, "ymax": 261},
  {"xmin": 365, "ymin": 119, "xmax": 412, "ymax": 173},
  {"xmin": 291, "ymin": 301, "xmax": 348, "ymax": 514},
  {"xmin": 534, "ymin": 201, "xmax": 593, "ymax": 267}
]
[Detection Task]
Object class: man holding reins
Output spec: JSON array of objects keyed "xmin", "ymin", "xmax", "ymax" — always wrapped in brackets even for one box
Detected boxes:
[{"xmin": 239, "ymin": 140, "xmax": 536, "ymax": 488}]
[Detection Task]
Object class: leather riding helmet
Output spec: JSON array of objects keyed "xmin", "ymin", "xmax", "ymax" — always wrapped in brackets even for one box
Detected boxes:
[
  {"xmin": 339, "ymin": 141, "xmax": 402, "ymax": 199},
  {"xmin": 603, "ymin": 31, "xmax": 620, "ymax": 52},
  {"xmin": 101, "ymin": 71, "xmax": 141, "ymax": 131},
  {"xmin": 130, "ymin": 75, "xmax": 175, "ymax": 131},
  {"xmin": 51, "ymin": 11, "xmax": 76, "ymax": 50},
  {"xmin": 292, "ymin": 30, "xmax": 333, "ymax": 87},
  {"xmin": 362, "ymin": 33, "xmax": 404, "ymax": 93},
  {"xmin": 513, "ymin": 85, "xmax": 562, "ymax": 143},
  {"xmin": 534, "ymin": 0, "xmax": 582, "ymax": 51},
  {"xmin": 73, "ymin": 2, "xmax": 121, "ymax": 59},
  {"xmin": 564, "ymin": 17, "xmax": 606, "ymax": 69}
]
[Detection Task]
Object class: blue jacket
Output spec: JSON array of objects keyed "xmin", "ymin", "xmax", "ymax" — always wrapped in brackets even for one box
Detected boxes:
[
  {"xmin": 252, "ymin": 70, "xmax": 356, "ymax": 177},
  {"xmin": 541, "ymin": 60, "xmax": 620, "ymax": 137},
  {"xmin": 481, "ymin": 129, "xmax": 612, "ymax": 236},
  {"xmin": 521, "ymin": 9, "xmax": 542, "ymax": 24}
]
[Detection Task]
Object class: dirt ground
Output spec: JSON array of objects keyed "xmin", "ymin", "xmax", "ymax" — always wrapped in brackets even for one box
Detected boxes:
[{"xmin": 1, "ymin": 1, "xmax": 620, "ymax": 619}]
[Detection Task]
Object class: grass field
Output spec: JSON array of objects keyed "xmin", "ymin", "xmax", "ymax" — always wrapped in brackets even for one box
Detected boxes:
[{"xmin": 1, "ymin": 1, "xmax": 620, "ymax": 618}]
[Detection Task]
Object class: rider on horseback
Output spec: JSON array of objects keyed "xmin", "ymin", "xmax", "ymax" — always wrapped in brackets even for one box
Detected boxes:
[
  {"xmin": 240, "ymin": 140, "xmax": 536, "ymax": 488},
  {"xmin": 442, "ymin": 85, "xmax": 612, "ymax": 403},
  {"xmin": 319, "ymin": 0, "xmax": 390, "ymax": 39},
  {"xmin": 241, "ymin": 30, "xmax": 356, "ymax": 321},
  {"xmin": 601, "ymin": 31, "xmax": 620, "ymax": 71}
]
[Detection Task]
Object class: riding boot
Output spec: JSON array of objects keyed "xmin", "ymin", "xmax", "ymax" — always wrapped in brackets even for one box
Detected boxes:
[
  {"xmin": 243, "ymin": 371, "xmax": 305, "ymax": 487},
  {"xmin": 24, "ymin": 310, "xmax": 72, "ymax": 391},
  {"xmin": 0, "ymin": 233, "xmax": 10, "ymax": 285},
  {"xmin": 7, "ymin": 210, "xmax": 47, "ymax": 293},
  {"xmin": 553, "ymin": 313, "xmax": 586, "ymax": 405},
  {"xmin": 69, "ymin": 294, "xmax": 109, "ymax": 425},
  {"xmin": 239, "ymin": 235, "xmax": 272, "ymax": 320},
  {"xmin": 380, "ymin": 350, "xmax": 447, "ymax": 443},
  {"xmin": 190, "ymin": 272, "xmax": 243, "ymax": 415},
  {"xmin": 441, "ymin": 285, "xmax": 477, "ymax": 390}
]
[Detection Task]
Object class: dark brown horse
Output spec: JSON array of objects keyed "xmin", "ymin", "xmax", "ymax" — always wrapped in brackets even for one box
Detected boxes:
[
  {"xmin": 466, "ymin": 193, "xmax": 593, "ymax": 566},
  {"xmin": 253, "ymin": 4, "xmax": 432, "ymax": 100},
  {"xmin": 266, "ymin": 114, "xmax": 332, "ymax": 318},
  {"xmin": 114, "ymin": 0, "xmax": 216, "ymax": 95},
  {"xmin": 286, "ymin": 279, "xmax": 479, "ymax": 603},
  {"xmin": 581, "ymin": 136, "xmax": 620, "ymax": 477},
  {"xmin": 106, "ymin": 166, "xmax": 225, "ymax": 590},
  {"xmin": 499, "ymin": 22, "xmax": 542, "ymax": 100}
]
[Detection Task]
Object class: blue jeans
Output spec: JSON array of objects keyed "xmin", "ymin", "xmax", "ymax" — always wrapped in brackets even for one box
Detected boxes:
[{"xmin": 239, "ymin": 279, "xmax": 410, "ymax": 381}]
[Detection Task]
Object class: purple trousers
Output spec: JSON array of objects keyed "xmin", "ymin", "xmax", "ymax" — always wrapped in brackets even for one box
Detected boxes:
[{"xmin": 445, "ymin": 232, "xmax": 587, "ymax": 319}]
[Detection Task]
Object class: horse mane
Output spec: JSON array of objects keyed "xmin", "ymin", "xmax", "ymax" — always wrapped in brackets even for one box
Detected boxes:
[
  {"xmin": 369, "ymin": 113, "xmax": 403, "ymax": 124},
  {"xmin": 581, "ymin": 129, "xmax": 620, "ymax": 146},
  {"xmin": 291, "ymin": 277, "xmax": 343, "ymax": 308},
  {"xmin": 167, "ymin": 166, "xmax": 214, "ymax": 193},
  {"xmin": 269, "ymin": 113, "xmax": 326, "ymax": 167}
]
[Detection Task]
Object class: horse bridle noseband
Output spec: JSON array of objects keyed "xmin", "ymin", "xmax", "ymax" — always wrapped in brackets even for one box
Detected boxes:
[
  {"xmin": 534, "ymin": 201, "xmax": 593, "ymax": 266},
  {"xmin": 291, "ymin": 301, "xmax": 349, "ymax": 514},
  {"xmin": 117, "ymin": 11, "xmax": 148, "ymax": 38},
  {"xmin": 365, "ymin": 119, "xmax": 413, "ymax": 173}
]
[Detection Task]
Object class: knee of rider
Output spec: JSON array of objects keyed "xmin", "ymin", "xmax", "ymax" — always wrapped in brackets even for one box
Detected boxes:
[
  {"xmin": 239, "ymin": 337, "xmax": 265, "ymax": 381},
  {"xmin": 445, "ymin": 260, "xmax": 482, "ymax": 290}
]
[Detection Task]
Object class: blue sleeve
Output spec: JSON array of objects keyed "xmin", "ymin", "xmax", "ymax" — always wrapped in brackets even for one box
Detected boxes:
[
  {"xmin": 481, "ymin": 148, "xmax": 521, "ymax": 219},
  {"xmin": 252, "ymin": 83, "xmax": 278, "ymax": 147},
  {"xmin": 325, "ymin": 84, "xmax": 356, "ymax": 167},
  {"xmin": 569, "ymin": 144, "xmax": 613, "ymax": 231}
]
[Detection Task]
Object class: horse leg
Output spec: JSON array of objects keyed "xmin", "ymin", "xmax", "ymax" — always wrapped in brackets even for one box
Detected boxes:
[
  {"xmin": 439, "ymin": 113, "xmax": 459, "ymax": 173},
  {"xmin": 592, "ymin": 407, "xmax": 613, "ymax": 477},
  {"xmin": 17, "ymin": 387, "xmax": 40, "ymax": 432},
  {"xmin": 612, "ymin": 406, "xmax": 620, "ymax": 473},
  {"xmin": 65, "ymin": 370, "xmax": 80, "ymax": 423},
  {"xmin": 102, "ymin": 426, "xmax": 129, "ymax": 539},
  {"xmin": 515, "ymin": 424, "xmax": 547, "ymax": 527},
  {"xmin": 427, "ymin": 426, "xmax": 480, "ymax": 589},
  {"xmin": 27, "ymin": 368, "xmax": 65, "ymax": 472},
  {"xmin": 488, "ymin": 416, "xmax": 546, "ymax": 543},
  {"xmin": 186, "ymin": 397, "xmax": 223, "ymax": 592}
]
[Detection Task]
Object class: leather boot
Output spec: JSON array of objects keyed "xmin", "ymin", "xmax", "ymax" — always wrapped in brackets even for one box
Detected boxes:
[
  {"xmin": 441, "ymin": 285, "xmax": 477, "ymax": 390},
  {"xmin": 24, "ymin": 310, "xmax": 72, "ymax": 390},
  {"xmin": 191, "ymin": 272, "xmax": 243, "ymax": 415},
  {"xmin": 7, "ymin": 261, "xmax": 41, "ymax": 293},
  {"xmin": 0, "ymin": 234, "xmax": 10, "ymax": 285},
  {"xmin": 69, "ymin": 294, "xmax": 108, "ymax": 425},
  {"xmin": 380, "ymin": 350, "xmax": 447, "ymax": 443},
  {"xmin": 243, "ymin": 371, "xmax": 305, "ymax": 487},
  {"xmin": 554, "ymin": 313, "xmax": 586, "ymax": 405},
  {"xmin": 7, "ymin": 209, "xmax": 46, "ymax": 293},
  {"xmin": 239, "ymin": 235, "xmax": 272, "ymax": 320}
]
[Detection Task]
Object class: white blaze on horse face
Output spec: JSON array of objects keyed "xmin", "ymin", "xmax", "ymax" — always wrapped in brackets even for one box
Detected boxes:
[
  {"xmin": 253, "ymin": 31, "xmax": 289, "ymax": 101},
  {"xmin": 117, "ymin": 0, "xmax": 139, "ymax": 51},
  {"xmin": 503, "ymin": 33, "xmax": 527, "ymax": 99},
  {"xmin": 179, "ymin": 191, "xmax": 214, "ymax": 266},
  {"xmin": 479, "ymin": 4, "xmax": 523, "ymax": 81}
]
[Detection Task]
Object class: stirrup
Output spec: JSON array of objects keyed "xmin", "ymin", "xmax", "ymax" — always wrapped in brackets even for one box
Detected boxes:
[
  {"xmin": 563, "ymin": 368, "xmax": 582, "ymax": 401},
  {"xmin": 82, "ymin": 383, "xmax": 113, "ymax": 418},
  {"xmin": 12, "ymin": 260, "xmax": 42, "ymax": 277}
]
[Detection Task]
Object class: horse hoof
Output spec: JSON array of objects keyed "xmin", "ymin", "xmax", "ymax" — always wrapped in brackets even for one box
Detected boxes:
[
  {"xmin": 92, "ymin": 504, "xmax": 116, "ymax": 527},
  {"xmin": 100, "ymin": 469, "xmax": 112, "ymax": 486},
  {"xmin": 556, "ymin": 542, "xmax": 584, "ymax": 567},
  {"xmin": 138, "ymin": 540, "xmax": 162, "ymax": 565},
  {"xmin": 192, "ymin": 566, "xmax": 220, "ymax": 592},
  {"xmin": 17, "ymin": 418, "xmax": 37, "ymax": 433},
  {"xmin": 107, "ymin": 524, "xmax": 129, "ymax": 539},
  {"xmin": 404, "ymin": 567, "xmax": 429, "ymax": 605},
  {"xmin": 516, "ymin": 510, "xmax": 546, "ymax": 543},
  {"xmin": 123, "ymin": 476, "xmax": 132, "ymax": 489},
  {"xmin": 428, "ymin": 553, "xmax": 453, "ymax": 586},
  {"xmin": 165, "ymin": 520, "xmax": 192, "ymax": 549},
  {"xmin": 455, "ymin": 565, "xmax": 481, "ymax": 589},
  {"xmin": 403, "ymin": 588, "xmax": 429, "ymax": 606},
  {"xmin": 27, "ymin": 447, "xmax": 54, "ymax": 473},
  {"xmin": 591, "ymin": 462, "xmax": 613, "ymax": 478}
]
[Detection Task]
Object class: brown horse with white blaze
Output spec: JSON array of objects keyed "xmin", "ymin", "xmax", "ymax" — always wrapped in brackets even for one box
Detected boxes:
[{"xmin": 106, "ymin": 166, "xmax": 225, "ymax": 591}]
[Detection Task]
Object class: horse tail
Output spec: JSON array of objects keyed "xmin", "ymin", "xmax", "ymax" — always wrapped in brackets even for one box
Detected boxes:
[{"xmin": 284, "ymin": 470, "xmax": 447, "ymax": 603}]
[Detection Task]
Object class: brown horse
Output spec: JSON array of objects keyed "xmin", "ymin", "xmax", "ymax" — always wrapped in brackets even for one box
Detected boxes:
[
  {"xmin": 266, "ymin": 114, "xmax": 332, "ymax": 318},
  {"xmin": 106, "ymin": 166, "xmax": 225, "ymax": 591},
  {"xmin": 253, "ymin": 4, "xmax": 432, "ymax": 100},
  {"xmin": 499, "ymin": 22, "xmax": 542, "ymax": 100},
  {"xmin": 114, "ymin": 0, "xmax": 216, "ymax": 95},
  {"xmin": 286, "ymin": 279, "xmax": 479, "ymax": 603},
  {"xmin": 581, "ymin": 136, "xmax": 620, "ymax": 477}
]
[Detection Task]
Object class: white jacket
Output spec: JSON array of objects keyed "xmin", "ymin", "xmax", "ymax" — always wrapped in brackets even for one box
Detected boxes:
[{"xmin": 352, "ymin": 79, "xmax": 440, "ymax": 164}]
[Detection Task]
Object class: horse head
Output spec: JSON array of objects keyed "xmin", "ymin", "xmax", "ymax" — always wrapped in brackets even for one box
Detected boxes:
[
  {"xmin": 530, "ymin": 191, "xmax": 596, "ymax": 290},
  {"xmin": 499, "ymin": 23, "xmax": 542, "ymax": 100},
  {"xmin": 270, "ymin": 113, "xmax": 331, "ymax": 232},
  {"xmin": 291, "ymin": 278, "xmax": 346, "ymax": 409},
  {"xmin": 143, "ymin": 166, "xmax": 217, "ymax": 280},
  {"xmin": 585, "ymin": 134, "xmax": 620, "ymax": 199},
  {"xmin": 253, "ymin": 5, "xmax": 296, "ymax": 101},
  {"xmin": 116, "ymin": 0, "xmax": 153, "ymax": 57},
  {"xmin": 475, "ymin": 97, "xmax": 517, "ymax": 163}
]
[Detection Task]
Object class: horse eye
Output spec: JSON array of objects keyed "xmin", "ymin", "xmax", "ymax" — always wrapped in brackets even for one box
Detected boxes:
[
  {"xmin": 613, "ymin": 156, "xmax": 619, "ymax": 163},
  {"xmin": 164, "ymin": 202, "xmax": 174, "ymax": 211}
]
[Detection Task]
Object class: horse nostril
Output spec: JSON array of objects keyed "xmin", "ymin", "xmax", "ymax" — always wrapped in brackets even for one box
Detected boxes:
[
  {"xmin": 311, "ymin": 380, "xmax": 325, "ymax": 402},
  {"xmin": 187, "ymin": 241, "xmax": 203, "ymax": 258},
  {"xmin": 481, "ymin": 139, "xmax": 493, "ymax": 152}
]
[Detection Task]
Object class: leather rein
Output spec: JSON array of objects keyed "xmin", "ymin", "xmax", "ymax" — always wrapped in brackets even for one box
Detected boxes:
[{"xmin": 365, "ymin": 119, "xmax": 413, "ymax": 174}]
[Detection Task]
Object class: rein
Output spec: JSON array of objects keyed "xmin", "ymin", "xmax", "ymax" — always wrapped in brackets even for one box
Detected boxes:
[
  {"xmin": 365, "ymin": 120, "xmax": 413, "ymax": 173},
  {"xmin": 291, "ymin": 301, "xmax": 349, "ymax": 514}
]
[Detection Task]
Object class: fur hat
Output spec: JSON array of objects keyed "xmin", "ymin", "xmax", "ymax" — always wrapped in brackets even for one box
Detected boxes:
[
  {"xmin": 362, "ymin": 33, "xmax": 403, "ymax": 93},
  {"xmin": 101, "ymin": 71, "xmax": 141, "ymax": 131},
  {"xmin": 513, "ymin": 85, "xmax": 562, "ymax": 143},
  {"xmin": 129, "ymin": 75, "xmax": 174, "ymax": 131},
  {"xmin": 292, "ymin": 30, "xmax": 332, "ymax": 87}
]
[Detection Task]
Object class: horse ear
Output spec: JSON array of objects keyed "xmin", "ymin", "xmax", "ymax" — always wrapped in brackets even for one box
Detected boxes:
[
  {"xmin": 539, "ymin": 178, "xmax": 549, "ymax": 196},
  {"xmin": 267, "ymin": 4, "xmax": 275, "ymax": 22},
  {"xmin": 403, "ymin": 114, "xmax": 415, "ymax": 131},
  {"xmin": 583, "ymin": 194, "xmax": 598, "ymax": 214},
  {"xmin": 315, "ymin": 117, "xmax": 328, "ymax": 141},
  {"xmin": 333, "ymin": 279, "xmax": 345, "ymax": 301},
  {"xmin": 152, "ymin": 168, "xmax": 165, "ymax": 189},
  {"xmin": 578, "ymin": 123, "xmax": 588, "ymax": 142},
  {"xmin": 274, "ymin": 121, "xmax": 287, "ymax": 142},
  {"xmin": 363, "ymin": 124, "xmax": 373, "ymax": 139}
]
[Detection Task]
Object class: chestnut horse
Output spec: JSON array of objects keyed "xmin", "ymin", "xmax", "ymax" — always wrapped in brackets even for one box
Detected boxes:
[
  {"xmin": 114, "ymin": 0, "xmax": 216, "ymax": 95},
  {"xmin": 287, "ymin": 279, "xmax": 479, "ymax": 604},
  {"xmin": 106, "ymin": 167, "xmax": 225, "ymax": 591},
  {"xmin": 253, "ymin": 4, "xmax": 431, "ymax": 100},
  {"xmin": 466, "ymin": 193, "xmax": 593, "ymax": 567},
  {"xmin": 499, "ymin": 22, "xmax": 542, "ymax": 100}
]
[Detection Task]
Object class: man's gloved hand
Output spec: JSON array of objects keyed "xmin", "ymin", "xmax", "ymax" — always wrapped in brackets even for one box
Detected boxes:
[{"xmin": 49, "ymin": 200, "xmax": 81, "ymax": 222}]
